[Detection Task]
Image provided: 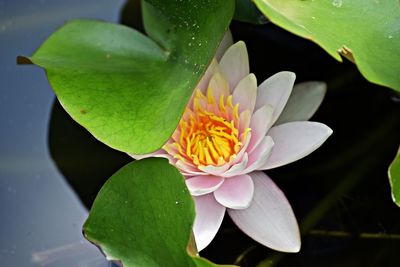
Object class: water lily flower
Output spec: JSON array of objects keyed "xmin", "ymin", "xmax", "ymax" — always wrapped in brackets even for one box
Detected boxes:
[{"xmin": 131, "ymin": 33, "xmax": 332, "ymax": 253}]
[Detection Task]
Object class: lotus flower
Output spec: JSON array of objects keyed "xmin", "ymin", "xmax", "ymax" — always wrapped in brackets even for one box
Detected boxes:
[{"xmin": 131, "ymin": 32, "xmax": 332, "ymax": 253}]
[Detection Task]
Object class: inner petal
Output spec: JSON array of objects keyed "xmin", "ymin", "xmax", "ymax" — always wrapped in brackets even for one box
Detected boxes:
[{"xmin": 164, "ymin": 87, "xmax": 251, "ymax": 167}]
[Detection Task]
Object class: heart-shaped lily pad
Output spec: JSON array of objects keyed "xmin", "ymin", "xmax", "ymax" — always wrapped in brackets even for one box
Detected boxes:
[
  {"xmin": 83, "ymin": 158, "xmax": 237, "ymax": 267},
  {"xmin": 21, "ymin": 0, "xmax": 235, "ymax": 154},
  {"xmin": 253, "ymin": 0, "xmax": 400, "ymax": 92}
]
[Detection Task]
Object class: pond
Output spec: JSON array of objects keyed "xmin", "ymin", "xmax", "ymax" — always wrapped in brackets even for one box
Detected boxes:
[{"xmin": 1, "ymin": 1, "xmax": 400, "ymax": 266}]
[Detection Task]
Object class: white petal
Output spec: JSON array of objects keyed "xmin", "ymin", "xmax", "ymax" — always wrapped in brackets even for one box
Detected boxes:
[
  {"xmin": 223, "ymin": 153, "xmax": 249, "ymax": 178},
  {"xmin": 214, "ymin": 174, "xmax": 254, "ymax": 209},
  {"xmin": 275, "ymin": 81, "xmax": 327, "ymax": 125},
  {"xmin": 215, "ymin": 30, "xmax": 234, "ymax": 61},
  {"xmin": 199, "ymin": 164, "xmax": 231, "ymax": 176},
  {"xmin": 243, "ymin": 136, "xmax": 274, "ymax": 173},
  {"xmin": 208, "ymin": 72, "xmax": 230, "ymax": 103},
  {"xmin": 259, "ymin": 121, "xmax": 333, "ymax": 170},
  {"xmin": 193, "ymin": 194, "xmax": 226, "ymax": 251},
  {"xmin": 247, "ymin": 104, "xmax": 273, "ymax": 153},
  {"xmin": 196, "ymin": 59, "xmax": 221, "ymax": 94},
  {"xmin": 233, "ymin": 74, "xmax": 257, "ymax": 114},
  {"xmin": 255, "ymin": 71, "xmax": 296, "ymax": 125},
  {"xmin": 228, "ymin": 172, "xmax": 300, "ymax": 252},
  {"xmin": 186, "ymin": 176, "xmax": 225, "ymax": 196},
  {"xmin": 176, "ymin": 160, "xmax": 207, "ymax": 176},
  {"xmin": 219, "ymin": 41, "xmax": 249, "ymax": 90}
]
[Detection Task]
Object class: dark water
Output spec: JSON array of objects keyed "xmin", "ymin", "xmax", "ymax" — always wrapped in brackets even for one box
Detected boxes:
[{"xmin": 2, "ymin": 1, "xmax": 400, "ymax": 267}]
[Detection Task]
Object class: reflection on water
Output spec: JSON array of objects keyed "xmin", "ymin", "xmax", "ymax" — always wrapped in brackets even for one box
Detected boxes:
[{"xmin": 0, "ymin": 0, "xmax": 124, "ymax": 266}]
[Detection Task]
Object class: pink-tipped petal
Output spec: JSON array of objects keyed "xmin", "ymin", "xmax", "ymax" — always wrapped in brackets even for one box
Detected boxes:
[
  {"xmin": 186, "ymin": 176, "xmax": 225, "ymax": 196},
  {"xmin": 255, "ymin": 71, "xmax": 296, "ymax": 125},
  {"xmin": 243, "ymin": 136, "xmax": 274, "ymax": 173},
  {"xmin": 214, "ymin": 174, "xmax": 254, "ymax": 209},
  {"xmin": 275, "ymin": 81, "xmax": 327, "ymax": 125},
  {"xmin": 219, "ymin": 41, "xmax": 249, "ymax": 90},
  {"xmin": 233, "ymin": 74, "xmax": 257, "ymax": 114},
  {"xmin": 215, "ymin": 30, "xmax": 234, "ymax": 60},
  {"xmin": 193, "ymin": 194, "xmax": 226, "ymax": 251},
  {"xmin": 259, "ymin": 122, "xmax": 333, "ymax": 170},
  {"xmin": 223, "ymin": 153, "xmax": 249, "ymax": 178},
  {"xmin": 247, "ymin": 104, "xmax": 273, "ymax": 153},
  {"xmin": 228, "ymin": 172, "xmax": 301, "ymax": 252}
]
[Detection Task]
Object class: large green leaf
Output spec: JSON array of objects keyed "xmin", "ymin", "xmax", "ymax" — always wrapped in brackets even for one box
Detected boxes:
[
  {"xmin": 22, "ymin": 0, "xmax": 234, "ymax": 154},
  {"xmin": 253, "ymin": 0, "xmax": 400, "ymax": 92},
  {"xmin": 83, "ymin": 158, "xmax": 236, "ymax": 267},
  {"xmin": 389, "ymin": 146, "xmax": 400, "ymax": 207}
]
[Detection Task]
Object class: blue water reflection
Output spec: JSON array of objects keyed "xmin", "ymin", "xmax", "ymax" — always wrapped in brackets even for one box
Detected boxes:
[{"xmin": 0, "ymin": 1, "xmax": 124, "ymax": 266}]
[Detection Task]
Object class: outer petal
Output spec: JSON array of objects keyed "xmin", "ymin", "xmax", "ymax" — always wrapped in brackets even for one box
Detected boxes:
[
  {"xmin": 186, "ymin": 176, "xmax": 224, "ymax": 196},
  {"xmin": 233, "ymin": 74, "xmax": 257, "ymax": 114},
  {"xmin": 219, "ymin": 41, "xmax": 250, "ymax": 90},
  {"xmin": 247, "ymin": 104, "xmax": 273, "ymax": 153},
  {"xmin": 259, "ymin": 121, "xmax": 333, "ymax": 170},
  {"xmin": 214, "ymin": 174, "xmax": 254, "ymax": 209},
  {"xmin": 275, "ymin": 81, "xmax": 327, "ymax": 125},
  {"xmin": 215, "ymin": 30, "xmax": 234, "ymax": 61},
  {"xmin": 255, "ymin": 71, "xmax": 296, "ymax": 125},
  {"xmin": 193, "ymin": 194, "xmax": 226, "ymax": 251},
  {"xmin": 228, "ymin": 172, "xmax": 301, "ymax": 252}
]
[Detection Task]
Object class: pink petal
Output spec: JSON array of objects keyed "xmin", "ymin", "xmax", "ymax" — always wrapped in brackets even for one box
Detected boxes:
[
  {"xmin": 186, "ymin": 176, "xmax": 225, "ymax": 196},
  {"xmin": 228, "ymin": 172, "xmax": 301, "ymax": 252},
  {"xmin": 243, "ymin": 136, "xmax": 274, "ymax": 173},
  {"xmin": 247, "ymin": 104, "xmax": 273, "ymax": 153},
  {"xmin": 219, "ymin": 41, "xmax": 249, "ymax": 90},
  {"xmin": 193, "ymin": 194, "xmax": 226, "ymax": 251},
  {"xmin": 215, "ymin": 30, "xmax": 234, "ymax": 61},
  {"xmin": 233, "ymin": 74, "xmax": 257, "ymax": 114},
  {"xmin": 275, "ymin": 81, "xmax": 327, "ymax": 125},
  {"xmin": 223, "ymin": 153, "xmax": 249, "ymax": 178},
  {"xmin": 255, "ymin": 71, "xmax": 296, "ymax": 125},
  {"xmin": 214, "ymin": 174, "xmax": 254, "ymax": 209},
  {"xmin": 259, "ymin": 121, "xmax": 333, "ymax": 170}
]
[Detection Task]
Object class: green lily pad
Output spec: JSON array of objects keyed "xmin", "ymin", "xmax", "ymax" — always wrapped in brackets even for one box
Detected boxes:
[
  {"xmin": 21, "ymin": 0, "xmax": 234, "ymax": 154},
  {"xmin": 83, "ymin": 158, "xmax": 237, "ymax": 266},
  {"xmin": 253, "ymin": 0, "xmax": 400, "ymax": 92},
  {"xmin": 389, "ymin": 146, "xmax": 400, "ymax": 207}
]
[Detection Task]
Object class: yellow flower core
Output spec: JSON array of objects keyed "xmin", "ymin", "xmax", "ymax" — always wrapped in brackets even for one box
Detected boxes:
[{"xmin": 164, "ymin": 87, "xmax": 250, "ymax": 167}]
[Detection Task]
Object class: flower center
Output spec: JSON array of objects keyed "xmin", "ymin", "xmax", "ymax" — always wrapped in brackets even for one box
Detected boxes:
[{"xmin": 164, "ymin": 88, "xmax": 250, "ymax": 167}]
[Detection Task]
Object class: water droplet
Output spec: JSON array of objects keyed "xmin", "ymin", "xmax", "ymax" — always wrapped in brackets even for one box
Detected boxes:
[
  {"xmin": 188, "ymin": 42, "xmax": 192, "ymax": 46},
  {"xmin": 175, "ymin": 201, "xmax": 179, "ymax": 205},
  {"xmin": 332, "ymin": 0, "xmax": 342, "ymax": 7},
  {"xmin": 311, "ymin": 16, "xmax": 316, "ymax": 20},
  {"xmin": 191, "ymin": 36, "xmax": 195, "ymax": 40},
  {"xmin": 388, "ymin": 35, "xmax": 393, "ymax": 39}
]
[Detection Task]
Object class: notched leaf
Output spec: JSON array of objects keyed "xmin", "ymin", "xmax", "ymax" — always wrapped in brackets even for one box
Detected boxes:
[
  {"xmin": 338, "ymin": 45, "xmax": 355, "ymax": 63},
  {"xmin": 16, "ymin": 56, "xmax": 33, "ymax": 65}
]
